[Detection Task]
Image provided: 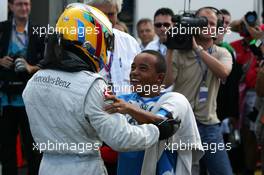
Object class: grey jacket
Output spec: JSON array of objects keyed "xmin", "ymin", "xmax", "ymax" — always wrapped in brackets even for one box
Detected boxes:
[{"xmin": 22, "ymin": 69, "xmax": 159, "ymax": 175}]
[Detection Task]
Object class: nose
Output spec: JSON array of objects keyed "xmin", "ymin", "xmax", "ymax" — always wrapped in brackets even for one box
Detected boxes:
[{"xmin": 130, "ymin": 68, "xmax": 139, "ymax": 77}]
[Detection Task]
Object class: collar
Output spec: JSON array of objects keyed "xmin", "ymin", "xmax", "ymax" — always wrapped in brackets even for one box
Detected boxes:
[
  {"xmin": 133, "ymin": 92, "xmax": 166, "ymax": 104},
  {"xmin": 12, "ymin": 18, "xmax": 29, "ymax": 34}
]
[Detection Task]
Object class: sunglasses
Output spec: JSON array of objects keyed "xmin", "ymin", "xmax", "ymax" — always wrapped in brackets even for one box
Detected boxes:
[{"xmin": 154, "ymin": 22, "xmax": 171, "ymax": 28}]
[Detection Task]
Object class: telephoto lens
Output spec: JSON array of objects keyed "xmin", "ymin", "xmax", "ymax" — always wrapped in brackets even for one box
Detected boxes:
[{"xmin": 14, "ymin": 58, "xmax": 27, "ymax": 73}]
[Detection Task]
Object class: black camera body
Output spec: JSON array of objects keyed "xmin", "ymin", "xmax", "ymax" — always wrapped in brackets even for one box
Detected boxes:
[
  {"xmin": 165, "ymin": 13, "xmax": 208, "ymax": 50},
  {"xmin": 0, "ymin": 55, "xmax": 28, "ymax": 94},
  {"xmin": 241, "ymin": 11, "xmax": 258, "ymax": 37}
]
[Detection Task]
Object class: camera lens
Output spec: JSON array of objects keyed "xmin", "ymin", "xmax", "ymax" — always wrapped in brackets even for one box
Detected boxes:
[
  {"xmin": 245, "ymin": 11, "xmax": 258, "ymax": 26},
  {"xmin": 246, "ymin": 15, "xmax": 256, "ymax": 23},
  {"xmin": 14, "ymin": 58, "xmax": 27, "ymax": 73}
]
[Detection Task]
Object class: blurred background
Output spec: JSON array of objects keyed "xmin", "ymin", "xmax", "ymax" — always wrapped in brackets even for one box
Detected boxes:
[{"xmin": 1, "ymin": 0, "xmax": 263, "ymax": 43}]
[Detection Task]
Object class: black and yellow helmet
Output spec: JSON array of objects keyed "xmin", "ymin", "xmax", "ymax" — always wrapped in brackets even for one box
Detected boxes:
[{"xmin": 56, "ymin": 3, "xmax": 114, "ymax": 72}]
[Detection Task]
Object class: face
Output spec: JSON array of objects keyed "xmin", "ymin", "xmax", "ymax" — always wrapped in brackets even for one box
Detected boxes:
[
  {"xmin": 130, "ymin": 53, "xmax": 164, "ymax": 97},
  {"xmin": 223, "ymin": 14, "xmax": 231, "ymax": 33},
  {"xmin": 215, "ymin": 14, "xmax": 231, "ymax": 44},
  {"xmin": 198, "ymin": 9, "xmax": 218, "ymax": 39},
  {"xmin": 137, "ymin": 22, "xmax": 155, "ymax": 46},
  {"xmin": 93, "ymin": 3, "xmax": 118, "ymax": 25},
  {"xmin": 154, "ymin": 15, "xmax": 172, "ymax": 42},
  {"xmin": 10, "ymin": 0, "xmax": 31, "ymax": 21}
]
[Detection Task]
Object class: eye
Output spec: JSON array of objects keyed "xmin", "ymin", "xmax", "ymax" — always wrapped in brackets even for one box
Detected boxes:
[
  {"xmin": 139, "ymin": 66, "xmax": 148, "ymax": 71},
  {"xmin": 131, "ymin": 64, "xmax": 135, "ymax": 70}
]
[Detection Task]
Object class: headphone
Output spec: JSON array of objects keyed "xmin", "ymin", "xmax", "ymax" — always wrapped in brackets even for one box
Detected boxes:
[{"xmin": 195, "ymin": 6, "xmax": 224, "ymax": 30}]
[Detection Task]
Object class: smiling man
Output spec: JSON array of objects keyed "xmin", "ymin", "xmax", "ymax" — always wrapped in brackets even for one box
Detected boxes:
[{"xmin": 104, "ymin": 50, "xmax": 203, "ymax": 175}]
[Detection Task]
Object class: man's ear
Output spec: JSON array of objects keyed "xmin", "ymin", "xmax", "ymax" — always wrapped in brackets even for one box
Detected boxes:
[{"xmin": 158, "ymin": 73, "xmax": 166, "ymax": 84}]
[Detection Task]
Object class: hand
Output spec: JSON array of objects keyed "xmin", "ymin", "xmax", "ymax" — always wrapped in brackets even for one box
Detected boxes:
[
  {"xmin": 241, "ymin": 17, "xmax": 264, "ymax": 39},
  {"xmin": 247, "ymin": 26, "xmax": 264, "ymax": 39},
  {"xmin": 192, "ymin": 36, "xmax": 198, "ymax": 50},
  {"xmin": 15, "ymin": 57, "xmax": 34, "ymax": 73},
  {"xmin": 104, "ymin": 94, "xmax": 133, "ymax": 114},
  {"xmin": 14, "ymin": 58, "xmax": 40, "ymax": 74},
  {"xmin": 0, "ymin": 56, "xmax": 14, "ymax": 69},
  {"xmin": 257, "ymin": 61, "xmax": 264, "ymax": 79},
  {"xmin": 259, "ymin": 60, "xmax": 264, "ymax": 68}
]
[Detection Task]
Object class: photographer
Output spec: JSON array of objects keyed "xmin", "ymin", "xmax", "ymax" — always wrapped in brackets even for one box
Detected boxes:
[
  {"xmin": 164, "ymin": 7, "xmax": 233, "ymax": 175},
  {"xmin": 0, "ymin": 0, "xmax": 44, "ymax": 174},
  {"xmin": 229, "ymin": 12, "xmax": 264, "ymax": 175}
]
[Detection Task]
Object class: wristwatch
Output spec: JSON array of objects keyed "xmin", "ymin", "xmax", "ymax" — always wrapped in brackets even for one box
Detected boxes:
[{"xmin": 194, "ymin": 45, "xmax": 204, "ymax": 54}]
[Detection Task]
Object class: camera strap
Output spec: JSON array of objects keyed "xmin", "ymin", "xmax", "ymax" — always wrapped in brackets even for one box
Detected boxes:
[
  {"xmin": 195, "ymin": 47, "xmax": 213, "ymax": 83},
  {"xmin": 195, "ymin": 47, "xmax": 213, "ymax": 102}
]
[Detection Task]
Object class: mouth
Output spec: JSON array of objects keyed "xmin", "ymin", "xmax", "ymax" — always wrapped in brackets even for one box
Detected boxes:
[{"xmin": 130, "ymin": 78, "xmax": 140, "ymax": 85}]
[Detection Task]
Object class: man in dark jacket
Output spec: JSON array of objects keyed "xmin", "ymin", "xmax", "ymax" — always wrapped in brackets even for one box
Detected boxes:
[{"xmin": 0, "ymin": 0, "xmax": 44, "ymax": 174}]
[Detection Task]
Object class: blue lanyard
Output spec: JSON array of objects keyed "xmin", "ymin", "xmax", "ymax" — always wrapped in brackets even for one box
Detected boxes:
[
  {"xmin": 195, "ymin": 47, "xmax": 213, "ymax": 82},
  {"xmin": 14, "ymin": 25, "xmax": 28, "ymax": 48}
]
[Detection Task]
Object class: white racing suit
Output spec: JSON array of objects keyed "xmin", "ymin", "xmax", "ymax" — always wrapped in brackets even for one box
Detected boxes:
[
  {"xmin": 140, "ymin": 92, "xmax": 204, "ymax": 175},
  {"xmin": 22, "ymin": 69, "xmax": 159, "ymax": 175}
]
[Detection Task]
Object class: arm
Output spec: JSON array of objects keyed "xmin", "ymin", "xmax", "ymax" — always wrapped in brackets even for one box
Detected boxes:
[
  {"xmin": 230, "ymin": 19, "xmax": 243, "ymax": 33},
  {"xmin": 104, "ymin": 94, "xmax": 181, "ymax": 140},
  {"xmin": 85, "ymin": 79, "xmax": 159, "ymax": 152},
  {"xmin": 0, "ymin": 56, "xmax": 14, "ymax": 69},
  {"xmin": 193, "ymin": 38, "xmax": 232, "ymax": 79},
  {"xmin": 25, "ymin": 63, "xmax": 41, "ymax": 74},
  {"xmin": 104, "ymin": 94, "xmax": 163, "ymax": 124},
  {"xmin": 164, "ymin": 49, "xmax": 176, "ymax": 87},
  {"xmin": 256, "ymin": 61, "xmax": 264, "ymax": 97},
  {"xmin": 14, "ymin": 57, "xmax": 40, "ymax": 74}
]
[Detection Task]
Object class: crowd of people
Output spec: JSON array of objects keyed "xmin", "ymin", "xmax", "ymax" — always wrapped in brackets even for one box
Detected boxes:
[{"xmin": 1, "ymin": 0, "xmax": 264, "ymax": 175}]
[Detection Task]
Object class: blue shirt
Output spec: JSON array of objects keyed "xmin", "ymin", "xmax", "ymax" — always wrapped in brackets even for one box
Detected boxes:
[
  {"xmin": 0, "ymin": 20, "xmax": 29, "ymax": 107},
  {"xmin": 117, "ymin": 93, "xmax": 177, "ymax": 175}
]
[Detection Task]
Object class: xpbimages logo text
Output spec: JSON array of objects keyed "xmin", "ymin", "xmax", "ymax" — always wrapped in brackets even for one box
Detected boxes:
[
  {"xmin": 165, "ymin": 25, "xmax": 231, "ymax": 38},
  {"xmin": 33, "ymin": 140, "xmax": 100, "ymax": 153},
  {"xmin": 32, "ymin": 24, "xmax": 100, "ymax": 37}
]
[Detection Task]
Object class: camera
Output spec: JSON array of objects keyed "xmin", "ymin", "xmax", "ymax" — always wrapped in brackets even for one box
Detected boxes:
[
  {"xmin": 165, "ymin": 13, "xmax": 208, "ymax": 50},
  {"xmin": 14, "ymin": 58, "xmax": 27, "ymax": 73},
  {"xmin": 245, "ymin": 11, "xmax": 258, "ymax": 27},
  {"xmin": 8, "ymin": 54, "xmax": 27, "ymax": 73},
  {"xmin": 241, "ymin": 11, "xmax": 258, "ymax": 37},
  {"xmin": 0, "ymin": 55, "xmax": 28, "ymax": 94}
]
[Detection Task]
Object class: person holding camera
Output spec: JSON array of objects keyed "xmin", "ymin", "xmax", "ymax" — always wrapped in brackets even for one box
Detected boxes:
[
  {"xmin": 0, "ymin": 0, "xmax": 44, "ymax": 174},
  {"xmin": 164, "ymin": 7, "xmax": 233, "ymax": 175},
  {"xmin": 229, "ymin": 12, "xmax": 264, "ymax": 175}
]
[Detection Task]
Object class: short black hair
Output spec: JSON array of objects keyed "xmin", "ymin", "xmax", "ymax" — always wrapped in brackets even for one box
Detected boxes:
[
  {"xmin": 154, "ymin": 8, "xmax": 174, "ymax": 20},
  {"xmin": 141, "ymin": 50, "xmax": 166, "ymax": 74},
  {"xmin": 136, "ymin": 18, "xmax": 153, "ymax": 29},
  {"xmin": 220, "ymin": 9, "xmax": 231, "ymax": 16}
]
